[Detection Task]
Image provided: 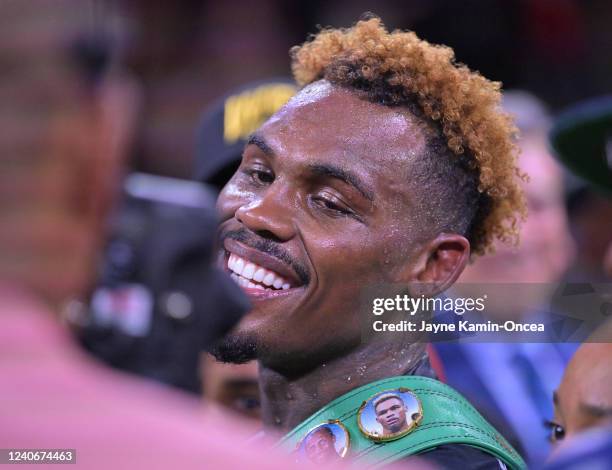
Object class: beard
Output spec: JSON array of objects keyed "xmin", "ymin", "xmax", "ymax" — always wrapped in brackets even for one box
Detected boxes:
[{"xmin": 208, "ymin": 332, "xmax": 259, "ymax": 364}]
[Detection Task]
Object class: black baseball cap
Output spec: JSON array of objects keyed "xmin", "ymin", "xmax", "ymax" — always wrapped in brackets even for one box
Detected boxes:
[
  {"xmin": 194, "ymin": 78, "xmax": 297, "ymax": 190},
  {"xmin": 550, "ymin": 96, "xmax": 612, "ymax": 194}
]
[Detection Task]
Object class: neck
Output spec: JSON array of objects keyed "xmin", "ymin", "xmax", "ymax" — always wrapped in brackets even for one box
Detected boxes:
[{"xmin": 258, "ymin": 340, "xmax": 427, "ymax": 433}]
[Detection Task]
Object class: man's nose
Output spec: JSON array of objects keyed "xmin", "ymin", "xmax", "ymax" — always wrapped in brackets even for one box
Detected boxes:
[{"xmin": 235, "ymin": 186, "xmax": 295, "ymax": 242}]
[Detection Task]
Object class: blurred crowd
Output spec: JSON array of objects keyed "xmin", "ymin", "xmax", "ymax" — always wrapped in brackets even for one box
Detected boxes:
[{"xmin": 1, "ymin": 1, "xmax": 611, "ymax": 469}]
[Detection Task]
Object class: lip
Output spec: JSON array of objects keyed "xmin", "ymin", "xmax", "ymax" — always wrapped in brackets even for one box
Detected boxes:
[{"xmin": 222, "ymin": 238, "xmax": 306, "ymax": 300}]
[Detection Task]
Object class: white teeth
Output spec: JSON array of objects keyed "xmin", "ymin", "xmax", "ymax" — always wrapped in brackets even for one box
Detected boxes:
[
  {"xmin": 242, "ymin": 263, "xmax": 256, "ymax": 280},
  {"xmin": 227, "ymin": 253, "xmax": 292, "ymax": 290},
  {"xmin": 262, "ymin": 272, "xmax": 275, "ymax": 286},
  {"xmin": 234, "ymin": 257, "xmax": 245, "ymax": 276},
  {"xmin": 253, "ymin": 268, "xmax": 265, "ymax": 283}
]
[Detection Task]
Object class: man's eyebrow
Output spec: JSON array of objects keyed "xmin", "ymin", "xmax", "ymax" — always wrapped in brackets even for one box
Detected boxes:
[
  {"xmin": 309, "ymin": 163, "xmax": 374, "ymax": 202},
  {"xmin": 579, "ymin": 402, "xmax": 612, "ymax": 418},
  {"xmin": 246, "ymin": 133, "xmax": 275, "ymax": 157},
  {"xmin": 553, "ymin": 391, "xmax": 559, "ymax": 405}
]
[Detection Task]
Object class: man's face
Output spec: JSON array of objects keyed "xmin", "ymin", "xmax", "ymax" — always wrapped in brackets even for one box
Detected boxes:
[
  {"xmin": 201, "ymin": 355, "xmax": 260, "ymax": 421},
  {"xmin": 304, "ymin": 429, "xmax": 337, "ymax": 463},
  {"xmin": 215, "ymin": 81, "xmax": 430, "ymax": 368},
  {"xmin": 375, "ymin": 397, "xmax": 407, "ymax": 433},
  {"xmin": 552, "ymin": 343, "xmax": 612, "ymax": 445}
]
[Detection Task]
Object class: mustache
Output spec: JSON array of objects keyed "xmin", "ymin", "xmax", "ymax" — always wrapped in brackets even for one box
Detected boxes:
[{"xmin": 220, "ymin": 228, "xmax": 310, "ymax": 285}]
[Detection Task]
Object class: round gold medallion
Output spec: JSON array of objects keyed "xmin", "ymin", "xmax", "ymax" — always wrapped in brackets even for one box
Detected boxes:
[{"xmin": 357, "ymin": 387, "xmax": 423, "ymax": 442}]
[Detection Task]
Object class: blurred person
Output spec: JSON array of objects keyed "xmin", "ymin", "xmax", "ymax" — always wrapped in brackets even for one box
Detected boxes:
[
  {"xmin": 201, "ymin": 353, "xmax": 261, "ymax": 421},
  {"xmin": 550, "ymin": 96, "xmax": 612, "ymax": 281},
  {"xmin": 1, "ymin": 285, "xmax": 310, "ymax": 470},
  {"xmin": 541, "ymin": 96, "xmax": 612, "ymax": 469},
  {"xmin": 564, "ymin": 187, "xmax": 612, "ymax": 281},
  {"xmin": 550, "ymin": 342, "xmax": 612, "ymax": 442},
  {"xmin": 196, "ymin": 79, "xmax": 296, "ymax": 416},
  {"xmin": 0, "ymin": 32, "xmax": 138, "ymax": 310},
  {"xmin": 211, "ymin": 16, "xmax": 526, "ymax": 469},
  {"xmin": 0, "ymin": 4, "xmax": 286, "ymax": 469},
  {"xmin": 542, "ymin": 321, "xmax": 612, "ymax": 468},
  {"xmin": 434, "ymin": 91, "xmax": 577, "ymax": 465}
]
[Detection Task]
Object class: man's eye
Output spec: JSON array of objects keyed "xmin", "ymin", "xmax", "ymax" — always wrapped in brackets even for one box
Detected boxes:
[
  {"xmin": 243, "ymin": 168, "xmax": 274, "ymax": 185},
  {"xmin": 545, "ymin": 420, "xmax": 565, "ymax": 443},
  {"xmin": 234, "ymin": 396, "xmax": 260, "ymax": 412},
  {"xmin": 312, "ymin": 195, "xmax": 351, "ymax": 216}
]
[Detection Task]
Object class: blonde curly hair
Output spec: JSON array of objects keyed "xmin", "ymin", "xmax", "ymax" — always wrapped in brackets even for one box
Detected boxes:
[{"xmin": 290, "ymin": 17, "xmax": 526, "ymax": 255}]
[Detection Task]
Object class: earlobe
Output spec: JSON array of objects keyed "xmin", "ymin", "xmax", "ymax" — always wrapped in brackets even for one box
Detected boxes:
[{"xmin": 414, "ymin": 234, "xmax": 470, "ymax": 297}]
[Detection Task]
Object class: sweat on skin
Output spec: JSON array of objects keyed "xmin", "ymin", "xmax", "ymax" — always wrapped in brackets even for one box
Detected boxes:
[{"xmin": 213, "ymin": 80, "xmax": 472, "ymax": 431}]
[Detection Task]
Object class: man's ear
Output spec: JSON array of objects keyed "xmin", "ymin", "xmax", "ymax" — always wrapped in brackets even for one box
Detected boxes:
[{"xmin": 402, "ymin": 233, "xmax": 470, "ymax": 297}]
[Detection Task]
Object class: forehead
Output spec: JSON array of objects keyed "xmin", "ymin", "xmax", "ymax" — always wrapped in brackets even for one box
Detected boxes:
[
  {"xmin": 376, "ymin": 397, "xmax": 403, "ymax": 409},
  {"xmin": 258, "ymin": 81, "xmax": 428, "ymax": 188},
  {"xmin": 560, "ymin": 343, "xmax": 612, "ymax": 406}
]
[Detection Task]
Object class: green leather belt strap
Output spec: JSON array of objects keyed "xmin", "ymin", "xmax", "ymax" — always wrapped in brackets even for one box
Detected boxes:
[{"xmin": 279, "ymin": 376, "xmax": 526, "ymax": 469}]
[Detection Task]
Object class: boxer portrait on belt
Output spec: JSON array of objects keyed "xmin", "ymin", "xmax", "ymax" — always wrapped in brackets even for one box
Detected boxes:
[{"xmin": 374, "ymin": 393, "xmax": 411, "ymax": 437}]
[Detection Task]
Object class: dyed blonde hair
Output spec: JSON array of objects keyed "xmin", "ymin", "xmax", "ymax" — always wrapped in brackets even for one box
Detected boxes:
[{"xmin": 291, "ymin": 17, "xmax": 526, "ymax": 254}]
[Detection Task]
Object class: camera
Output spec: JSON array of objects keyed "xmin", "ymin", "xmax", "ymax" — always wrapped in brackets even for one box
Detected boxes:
[{"xmin": 79, "ymin": 173, "xmax": 248, "ymax": 393}]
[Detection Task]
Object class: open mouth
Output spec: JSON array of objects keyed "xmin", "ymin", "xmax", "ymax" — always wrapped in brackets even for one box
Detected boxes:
[
  {"xmin": 227, "ymin": 253, "xmax": 291, "ymax": 291},
  {"xmin": 222, "ymin": 238, "xmax": 304, "ymax": 297}
]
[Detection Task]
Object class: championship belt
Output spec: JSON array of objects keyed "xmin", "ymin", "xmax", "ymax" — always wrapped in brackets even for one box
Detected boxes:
[{"xmin": 279, "ymin": 376, "xmax": 526, "ymax": 469}]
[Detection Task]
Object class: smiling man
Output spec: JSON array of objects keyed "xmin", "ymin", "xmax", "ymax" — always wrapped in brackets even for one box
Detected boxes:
[{"xmin": 210, "ymin": 17, "xmax": 526, "ymax": 469}]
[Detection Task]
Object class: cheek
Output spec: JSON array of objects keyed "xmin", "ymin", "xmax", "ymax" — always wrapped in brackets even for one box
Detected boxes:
[
  {"xmin": 307, "ymin": 223, "xmax": 414, "ymax": 286},
  {"xmin": 217, "ymin": 179, "xmax": 257, "ymax": 219},
  {"xmin": 299, "ymin": 229, "xmax": 404, "ymax": 327},
  {"xmin": 310, "ymin": 231, "xmax": 389, "ymax": 283}
]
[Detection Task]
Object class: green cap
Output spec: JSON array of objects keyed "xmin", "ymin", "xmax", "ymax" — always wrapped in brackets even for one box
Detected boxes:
[{"xmin": 550, "ymin": 96, "xmax": 612, "ymax": 194}]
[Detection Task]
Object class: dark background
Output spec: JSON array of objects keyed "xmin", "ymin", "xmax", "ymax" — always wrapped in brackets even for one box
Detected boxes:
[
  {"xmin": 84, "ymin": 0, "xmax": 612, "ymax": 177},
  {"xmin": 2, "ymin": 0, "xmax": 611, "ymax": 299}
]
